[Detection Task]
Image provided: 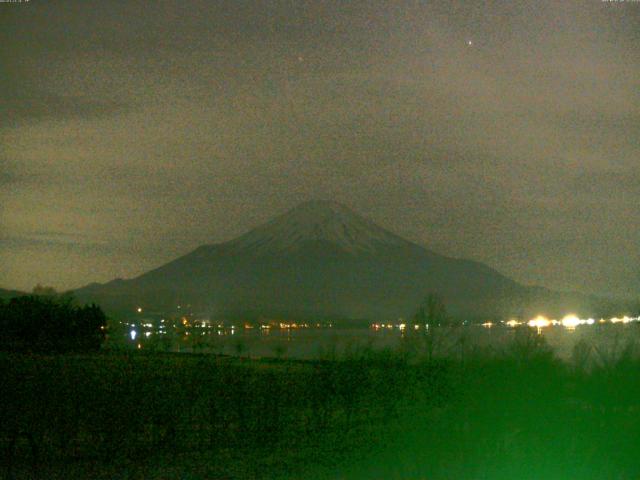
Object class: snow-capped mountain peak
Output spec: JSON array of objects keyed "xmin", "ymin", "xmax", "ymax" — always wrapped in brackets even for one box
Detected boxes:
[{"xmin": 229, "ymin": 200, "xmax": 407, "ymax": 253}]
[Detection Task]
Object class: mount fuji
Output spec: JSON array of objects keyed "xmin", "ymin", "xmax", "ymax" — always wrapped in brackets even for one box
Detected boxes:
[{"xmin": 74, "ymin": 201, "xmax": 604, "ymax": 321}]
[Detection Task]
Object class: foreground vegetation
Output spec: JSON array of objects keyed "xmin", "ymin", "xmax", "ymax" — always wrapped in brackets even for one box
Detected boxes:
[
  {"xmin": 2, "ymin": 330, "xmax": 640, "ymax": 479},
  {"xmin": 0, "ymin": 294, "xmax": 105, "ymax": 353}
]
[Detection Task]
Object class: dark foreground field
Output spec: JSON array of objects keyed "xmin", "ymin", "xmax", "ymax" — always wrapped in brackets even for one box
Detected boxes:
[{"xmin": 3, "ymin": 331, "xmax": 640, "ymax": 480}]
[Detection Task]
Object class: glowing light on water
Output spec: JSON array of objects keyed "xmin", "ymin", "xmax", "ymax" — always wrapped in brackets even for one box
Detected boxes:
[
  {"xmin": 505, "ymin": 319, "xmax": 521, "ymax": 327},
  {"xmin": 482, "ymin": 322, "xmax": 493, "ymax": 328},
  {"xmin": 136, "ymin": 307, "xmax": 142, "ymax": 313},
  {"xmin": 130, "ymin": 330, "xmax": 137, "ymax": 341}
]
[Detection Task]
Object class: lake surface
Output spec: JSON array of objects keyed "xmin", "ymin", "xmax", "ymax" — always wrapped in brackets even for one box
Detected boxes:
[{"xmin": 112, "ymin": 321, "xmax": 640, "ymax": 363}]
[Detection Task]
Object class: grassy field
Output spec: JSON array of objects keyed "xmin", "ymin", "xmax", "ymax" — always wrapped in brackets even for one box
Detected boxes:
[{"xmin": 2, "ymin": 330, "xmax": 640, "ymax": 479}]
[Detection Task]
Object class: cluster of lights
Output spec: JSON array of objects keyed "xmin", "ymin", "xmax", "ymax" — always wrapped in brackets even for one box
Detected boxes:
[
  {"xmin": 126, "ymin": 304, "xmax": 640, "ymax": 347},
  {"xmin": 127, "ymin": 319, "xmax": 331, "ymax": 340},
  {"xmin": 560, "ymin": 315, "xmax": 594, "ymax": 329},
  {"xmin": 371, "ymin": 315, "xmax": 639, "ymax": 331},
  {"xmin": 128, "ymin": 305, "xmax": 335, "ymax": 340},
  {"xmin": 372, "ymin": 323, "xmax": 394, "ymax": 330},
  {"xmin": 500, "ymin": 314, "xmax": 640, "ymax": 330},
  {"xmin": 260, "ymin": 322, "xmax": 331, "ymax": 330},
  {"xmin": 278, "ymin": 322, "xmax": 310, "ymax": 329},
  {"xmin": 611, "ymin": 316, "xmax": 635, "ymax": 324},
  {"xmin": 528, "ymin": 315, "xmax": 552, "ymax": 329},
  {"xmin": 382, "ymin": 323, "xmax": 430, "ymax": 331}
]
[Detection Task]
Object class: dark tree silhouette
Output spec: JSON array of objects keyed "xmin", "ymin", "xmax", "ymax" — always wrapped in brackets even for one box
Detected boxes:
[
  {"xmin": 410, "ymin": 293, "xmax": 451, "ymax": 360},
  {"xmin": 413, "ymin": 293, "xmax": 449, "ymax": 328},
  {"xmin": 0, "ymin": 294, "xmax": 106, "ymax": 353},
  {"xmin": 32, "ymin": 284, "xmax": 58, "ymax": 297}
]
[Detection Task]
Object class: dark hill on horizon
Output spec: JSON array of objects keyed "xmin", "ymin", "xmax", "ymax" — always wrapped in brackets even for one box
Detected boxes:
[
  {"xmin": 73, "ymin": 201, "xmax": 619, "ymax": 321},
  {"xmin": 0, "ymin": 288, "xmax": 27, "ymax": 301}
]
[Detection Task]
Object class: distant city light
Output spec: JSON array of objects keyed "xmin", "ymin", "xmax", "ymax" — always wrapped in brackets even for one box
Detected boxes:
[
  {"xmin": 561, "ymin": 314, "xmax": 581, "ymax": 329},
  {"xmin": 115, "ymin": 309, "xmax": 640, "ymax": 350},
  {"xmin": 528, "ymin": 315, "xmax": 551, "ymax": 329}
]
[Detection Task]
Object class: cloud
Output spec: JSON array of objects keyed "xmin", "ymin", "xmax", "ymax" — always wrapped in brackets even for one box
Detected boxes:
[
  {"xmin": 2, "ymin": 89, "xmax": 131, "ymax": 127},
  {"xmin": 572, "ymin": 168, "xmax": 640, "ymax": 196},
  {"xmin": 0, "ymin": 0, "xmax": 639, "ymax": 296},
  {"xmin": 0, "ymin": 231, "xmax": 111, "ymax": 251}
]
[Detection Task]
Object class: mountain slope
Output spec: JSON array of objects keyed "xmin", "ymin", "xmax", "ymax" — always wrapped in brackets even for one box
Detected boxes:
[{"xmin": 74, "ymin": 201, "xmax": 606, "ymax": 320}]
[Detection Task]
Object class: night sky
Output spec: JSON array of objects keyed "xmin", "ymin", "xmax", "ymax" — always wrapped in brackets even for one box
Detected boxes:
[{"xmin": 1, "ymin": 1, "xmax": 639, "ymax": 298}]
